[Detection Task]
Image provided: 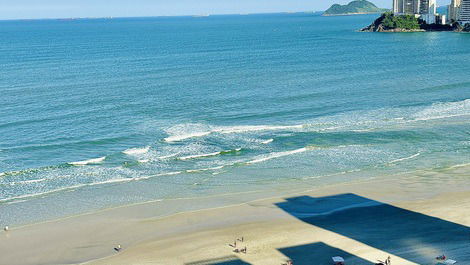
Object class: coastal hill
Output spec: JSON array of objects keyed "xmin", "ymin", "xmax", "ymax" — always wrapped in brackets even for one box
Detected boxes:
[{"xmin": 323, "ymin": 0, "xmax": 389, "ymax": 16}]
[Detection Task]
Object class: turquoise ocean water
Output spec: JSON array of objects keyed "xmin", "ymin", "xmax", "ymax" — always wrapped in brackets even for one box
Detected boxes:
[{"xmin": 1, "ymin": 13, "xmax": 469, "ymax": 225}]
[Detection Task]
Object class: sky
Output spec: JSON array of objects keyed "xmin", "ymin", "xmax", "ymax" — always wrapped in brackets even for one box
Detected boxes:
[{"xmin": 0, "ymin": 0, "xmax": 449, "ymax": 20}]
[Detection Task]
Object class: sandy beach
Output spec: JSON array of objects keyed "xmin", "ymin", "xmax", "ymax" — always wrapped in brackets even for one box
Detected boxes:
[{"xmin": 1, "ymin": 164, "xmax": 469, "ymax": 265}]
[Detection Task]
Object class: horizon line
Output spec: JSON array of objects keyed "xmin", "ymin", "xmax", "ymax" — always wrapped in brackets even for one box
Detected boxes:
[{"xmin": 0, "ymin": 10, "xmax": 328, "ymax": 22}]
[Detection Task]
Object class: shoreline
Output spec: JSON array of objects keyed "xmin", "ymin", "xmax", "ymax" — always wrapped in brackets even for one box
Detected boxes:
[{"xmin": 1, "ymin": 164, "xmax": 469, "ymax": 265}]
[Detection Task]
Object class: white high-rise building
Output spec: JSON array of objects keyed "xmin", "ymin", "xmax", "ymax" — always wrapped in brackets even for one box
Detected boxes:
[
  {"xmin": 393, "ymin": 0, "xmax": 419, "ymax": 14},
  {"xmin": 393, "ymin": 0, "xmax": 405, "ymax": 13},
  {"xmin": 420, "ymin": 0, "xmax": 437, "ymax": 23},
  {"xmin": 392, "ymin": 0, "xmax": 437, "ymax": 23},
  {"xmin": 448, "ymin": 0, "xmax": 462, "ymax": 22},
  {"xmin": 459, "ymin": 0, "xmax": 470, "ymax": 24}
]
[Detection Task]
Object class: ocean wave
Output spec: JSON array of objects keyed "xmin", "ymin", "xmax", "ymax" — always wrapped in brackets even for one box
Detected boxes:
[
  {"xmin": 157, "ymin": 153, "xmax": 179, "ymax": 159},
  {"xmin": 186, "ymin": 166, "xmax": 224, "ymax": 173},
  {"xmin": 351, "ymin": 128, "xmax": 376, "ymax": 132},
  {"xmin": 445, "ymin": 162, "xmax": 470, "ymax": 169},
  {"xmin": 0, "ymin": 177, "xmax": 135, "ymax": 204},
  {"xmin": 389, "ymin": 153, "xmax": 421, "ymax": 164},
  {"xmin": 123, "ymin": 146, "xmax": 150, "ymax": 155},
  {"xmin": 261, "ymin": 139, "xmax": 274, "ymax": 144},
  {"xmin": 0, "ymin": 171, "xmax": 186, "ymax": 204},
  {"xmin": 0, "ymin": 183, "xmax": 89, "ymax": 204},
  {"xmin": 0, "ymin": 166, "xmax": 60, "ymax": 178},
  {"xmin": 164, "ymin": 124, "xmax": 304, "ymax": 142},
  {"xmin": 164, "ymin": 131, "xmax": 212, "ymax": 142},
  {"xmin": 68, "ymin": 156, "xmax": 106, "ymax": 166},
  {"xmin": 12, "ymin": 178, "xmax": 47, "ymax": 185},
  {"xmin": 178, "ymin": 148, "xmax": 241, "ymax": 160},
  {"xmin": 411, "ymin": 99, "xmax": 470, "ymax": 121},
  {"xmin": 246, "ymin": 147, "xmax": 308, "ymax": 165}
]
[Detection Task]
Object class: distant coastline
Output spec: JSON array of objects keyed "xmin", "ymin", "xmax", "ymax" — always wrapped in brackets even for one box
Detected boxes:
[
  {"xmin": 323, "ymin": 12, "xmax": 384, "ymax": 16},
  {"xmin": 0, "ymin": 11, "xmax": 322, "ymax": 22}
]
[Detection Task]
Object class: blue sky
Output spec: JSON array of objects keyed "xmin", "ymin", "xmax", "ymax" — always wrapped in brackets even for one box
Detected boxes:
[{"xmin": 0, "ymin": 0, "xmax": 449, "ymax": 20}]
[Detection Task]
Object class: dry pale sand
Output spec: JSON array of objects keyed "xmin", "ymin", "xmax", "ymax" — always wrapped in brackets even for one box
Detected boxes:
[{"xmin": 0, "ymin": 166, "xmax": 469, "ymax": 265}]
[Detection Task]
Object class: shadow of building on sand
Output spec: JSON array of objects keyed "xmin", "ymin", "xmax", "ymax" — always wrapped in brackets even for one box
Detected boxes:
[
  {"xmin": 186, "ymin": 255, "xmax": 251, "ymax": 265},
  {"xmin": 276, "ymin": 193, "xmax": 470, "ymax": 264},
  {"xmin": 278, "ymin": 241, "xmax": 376, "ymax": 265}
]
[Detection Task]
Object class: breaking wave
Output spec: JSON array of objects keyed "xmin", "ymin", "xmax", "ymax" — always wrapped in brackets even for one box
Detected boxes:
[
  {"xmin": 68, "ymin": 156, "xmax": 106, "ymax": 166},
  {"xmin": 411, "ymin": 99, "xmax": 470, "ymax": 121},
  {"xmin": 389, "ymin": 153, "xmax": 421, "ymax": 164},
  {"xmin": 164, "ymin": 124, "xmax": 304, "ymax": 142},
  {"xmin": 246, "ymin": 147, "xmax": 308, "ymax": 165},
  {"xmin": 261, "ymin": 139, "xmax": 274, "ymax": 144},
  {"xmin": 123, "ymin": 146, "xmax": 150, "ymax": 155},
  {"xmin": 178, "ymin": 148, "xmax": 241, "ymax": 160}
]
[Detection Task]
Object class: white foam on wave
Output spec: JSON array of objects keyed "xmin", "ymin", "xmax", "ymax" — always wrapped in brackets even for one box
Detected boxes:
[
  {"xmin": 13, "ymin": 178, "xmax": 47, "ymax": 185},
  {"xmin": 178, "ymin": 148, "xmax": 241, "ymax": 161},
  {"xmin": 389, "ymin": 153, "xmax": 421, "ymax": 164},
  {"xmin": 131, "ymin": 171, "xmax": 183, "ymax": 181},
  {"xmin": 261, "ymin": 139, "xmax": 274, "ymax": 144},
  {"xmin": 163, "ymin": 100, "xmax": 470, "ymax": 144},
  {"xmin": 351, "ymin": 128, "xmax": 375, "ymax": 132},
  {"xmin": 0, "ymin": 170, "xmax": 187, "ymax": 204},
  {"xmin": 179, "ymin": 151, "xmax": 221, "ymax": 160},
  {"xmin": 157, "ymin": 153, "xmax": 179, "ymax": 159},
  {"xmin": 246, "ymin": 147, "xmax": 308, "ymax": 165},
  {"xmin": 138, "ymin": 159, "xmax": 150, "ymax": 163},
  {"xmin": 164, "ymin": 131, "xmax": 211, "ymax": 142},
  {"xmin": 447, "ymin": 162, "xmax": 470, "ymax": 169},
  {"xmin": 164, "ymin": 124, "xmax": 304, "ymax": 142},
  {"xmin": 186, "ymin": 166, "xmax": 224, "ymax": 173},
  {"xmin": 123, "ymin": 146, "xmax": 150, "ymax": 156},
  {"xmin": 411, "ymin": 99, "xmax": 470, "ymax": 121},
  {"xmin": 68, "ymin": 156, "xmax": 106, "ymax": 166}
]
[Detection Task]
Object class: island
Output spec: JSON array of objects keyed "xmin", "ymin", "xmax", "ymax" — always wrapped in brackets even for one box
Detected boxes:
[
  {"xmin": 360, "ymin": 12, "xmax": 470, "ymax": 32},
  {"xmin": 323, "ymin": 0, "xmax": 389, "ymax": 16}
]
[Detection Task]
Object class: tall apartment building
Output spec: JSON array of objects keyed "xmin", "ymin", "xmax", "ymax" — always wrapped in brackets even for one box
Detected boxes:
[
  {"xmin": 393, "ymin": 0, "xmax": 436, "ymax": 23},
  {"xmin": 393, "ymin": 0, "xmax": 436, "ymax": 14},
  {"xmin": 419, "ymin": 0, "xmax": 436, "ymax": 14},
  {"xmin": 393, "ymin": 0, "xmax": 405, "ymax": 13},
  {"xmin": 448, "ymin": 0, "xmax": 462, "ymax": 22},
  {"xmin": 393, "ymin": 0, "xmax": 419, "ymax": 13},
  {"xmin": 420, "ymin": 0, "xmax": 437, "ymax": 23},
  {"xmin": 459, "ymin": 0, "xmax": 470, "ymax": 24}
]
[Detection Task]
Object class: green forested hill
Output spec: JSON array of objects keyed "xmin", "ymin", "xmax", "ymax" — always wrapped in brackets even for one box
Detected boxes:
[{"xmin": 323, "ymin": 0, "xmax": 389, "ymax": 16}]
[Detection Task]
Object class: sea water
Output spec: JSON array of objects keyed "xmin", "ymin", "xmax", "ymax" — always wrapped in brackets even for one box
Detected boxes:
[{"xmin": 1, "ymin": 13, "xmax": 469, "ymax": 225}]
